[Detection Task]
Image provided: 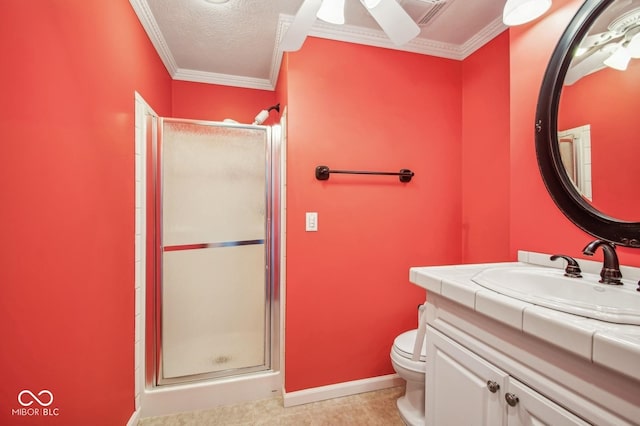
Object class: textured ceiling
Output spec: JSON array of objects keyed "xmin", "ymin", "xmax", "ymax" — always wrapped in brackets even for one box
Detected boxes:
[{"xmin": 130, "ymin": 0, "xmax": 507, "ymax": 90}]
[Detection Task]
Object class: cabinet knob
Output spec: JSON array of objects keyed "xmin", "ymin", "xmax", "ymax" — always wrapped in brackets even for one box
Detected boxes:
[
  {"xmin": 486, "ymin": 380, "xmax": 500, "ymax": 393},
  {"xmin": 505, "ymin": 393, "xmax": 519, "ymax": 407}
]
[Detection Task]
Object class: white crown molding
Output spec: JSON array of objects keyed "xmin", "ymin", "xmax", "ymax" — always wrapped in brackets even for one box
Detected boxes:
[
  {"xmin": 173, "ymin": 69, "xmax": 275, "ymax": 91},
  {"xmin": 312, "ymin": 20, "xmax": 464, "ymax": 60},
  {"xmin": 459, "ymin": 17, "xmax": 508, "ymax": 59},
  {"xmin": 129, "ymin": 0, "xmax": 178, "ymax": 76},
  {"xmin": 129, "ymin": 2, "xmax": 507, "ymax": 91},
  {"xmin": 268, "ymin": 19, "xmax": 290, "ymax": 90},
  {"xmin": 271, "ymin": 14, "xmax": 508, "ymax": 86}
]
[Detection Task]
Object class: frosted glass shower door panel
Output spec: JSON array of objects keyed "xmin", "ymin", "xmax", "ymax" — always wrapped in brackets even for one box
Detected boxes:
[
  {"xmin": 162, "ymin": 246, "xmax": 265, "ymax": 378},
  {"xmin": 162, "ymin": 122, "xmax": 267, "ymax": 245},
  {"xmin": 160, "ymin": 120, "xmax": 269, "ymax": 379}
]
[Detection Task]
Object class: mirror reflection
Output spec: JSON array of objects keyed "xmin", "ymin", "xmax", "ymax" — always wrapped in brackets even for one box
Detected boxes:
[
  {"xmin": 558, "ymin": 0, "xmax": 640, "ymax": 222},
  {"xmin": 557, "ymin": 124, "xmax": 592, "ymax": 201}
]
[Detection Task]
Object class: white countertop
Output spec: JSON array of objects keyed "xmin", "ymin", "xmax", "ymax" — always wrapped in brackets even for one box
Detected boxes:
[{"xmin": 409, "ymin": 251, "xmax": 640, "ymax": 382}]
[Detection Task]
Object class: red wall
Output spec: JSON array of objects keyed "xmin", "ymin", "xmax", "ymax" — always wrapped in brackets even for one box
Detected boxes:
[
  {"xmin": 171, "ymin": 81, "xmax": 278, "ymax": 124},
  {"xmin": 283, "ymin": 37, "xmax": 462, "ymax": 392},
  {"xmin": 170, "ymin": 39, "xmax": 463, "ymax": 393},
  {"xmin": 461, "ymin": 31, "xmax": 511, "ymax": 263},
  {"xmin": 275, "ymin": 54, "xmax": 290, "ymax": 114},
  {"xmin": 509, "ymin": 0, "xmax": 640, "ymax": 267},
  {"xmin": 0, "ymin": 1, "xmax": 171, "ymax": 425},
  {"xmin": 4, "ymin": 0, "xmax": 639, "ymax": 422}
]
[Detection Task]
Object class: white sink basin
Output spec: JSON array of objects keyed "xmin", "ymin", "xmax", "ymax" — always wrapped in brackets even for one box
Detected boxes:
[{"xmin": 471, "ymin": 266, "xmax": 640, "ymax": 325}]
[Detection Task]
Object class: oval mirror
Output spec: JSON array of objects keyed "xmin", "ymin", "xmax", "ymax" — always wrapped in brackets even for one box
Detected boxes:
[{"xmin": 536, "ymin": 0, "xmax": 640, "ymax": 247}]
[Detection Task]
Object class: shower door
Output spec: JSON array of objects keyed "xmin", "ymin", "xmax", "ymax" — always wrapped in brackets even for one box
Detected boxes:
[{"xmin": 154, "ymin": 119, "xmax": 276, "ymax": 385}]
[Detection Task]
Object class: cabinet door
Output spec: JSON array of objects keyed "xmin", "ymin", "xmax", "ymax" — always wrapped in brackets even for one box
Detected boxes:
[
  {"xmin": 427, "ymin": 328, "xmax": 508, "ymax": 426},
  {"xmin": 506, "ymin": 378, "xmax": 590, "ymax": 426}
]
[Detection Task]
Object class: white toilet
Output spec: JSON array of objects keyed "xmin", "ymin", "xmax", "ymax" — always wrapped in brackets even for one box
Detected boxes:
[{"xmin": 391, "ymin": 311, "xmax": 427, "ymax": 425}]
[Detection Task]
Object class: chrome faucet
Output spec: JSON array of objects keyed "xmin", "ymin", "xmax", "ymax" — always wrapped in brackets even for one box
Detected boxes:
[{"xmin": 582, "ymin": 239, "xmax": 623, "ymax": 285}]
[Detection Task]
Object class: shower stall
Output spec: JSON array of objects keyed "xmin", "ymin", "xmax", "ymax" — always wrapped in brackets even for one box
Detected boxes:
[{"xmin": 145, "ymin": 117, "xmax": 282, "ymax": 394}]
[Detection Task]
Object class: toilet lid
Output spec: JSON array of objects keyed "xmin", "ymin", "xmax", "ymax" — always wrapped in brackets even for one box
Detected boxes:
[{"xmin": 393, "ymin": 329, "xmax": 427, "ymax": 361}]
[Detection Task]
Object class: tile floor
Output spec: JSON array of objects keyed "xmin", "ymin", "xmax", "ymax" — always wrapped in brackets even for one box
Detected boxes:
[{"xmin": 138, "ymin": 386, "xmax": 406, "ymax": 425}]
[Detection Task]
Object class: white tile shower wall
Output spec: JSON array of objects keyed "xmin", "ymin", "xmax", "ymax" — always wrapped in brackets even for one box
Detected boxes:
[
  {"xmin": 134, "ymin": 94, "xmax": 143, "ymax": 412},
  {"xmin": 134, "ymin": 92, "xmax": 156, "ymax": 413}
]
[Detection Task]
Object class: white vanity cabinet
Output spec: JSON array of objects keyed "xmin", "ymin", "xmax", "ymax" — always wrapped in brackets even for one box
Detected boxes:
[
  {"xmin": 427, "ymin": 327, "xmax": 505, "ymax": 425},
  {"xmin": 505, "ymin": 376, "xmax": 588, "ymax": 426},
  {"xmin": 427, "ymin": 327, "xmax": 589, "ymax": 426},
  {"xmin": 411, "ymin": 257, "xmax": 640, "ymax": 426},
  {"xmin": 422, "ymin": 290, "xmax": 640, "ymax": 426}
]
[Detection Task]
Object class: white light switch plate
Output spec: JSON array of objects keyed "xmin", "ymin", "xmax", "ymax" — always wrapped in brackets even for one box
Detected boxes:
[{"xmin": 306, "ymin": 212, "xmax": 318, "ymax": 231}]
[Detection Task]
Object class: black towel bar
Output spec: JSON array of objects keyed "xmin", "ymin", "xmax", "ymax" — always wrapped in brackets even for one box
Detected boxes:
[{"xmin": 315, "ymin": 165, "xmax": 414, "ymax": 183}]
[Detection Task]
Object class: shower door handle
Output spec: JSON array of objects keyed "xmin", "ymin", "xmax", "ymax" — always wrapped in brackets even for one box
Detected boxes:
[{"xmin": 164, "ymin": 239, "xmax": 265, "ymax": 252}]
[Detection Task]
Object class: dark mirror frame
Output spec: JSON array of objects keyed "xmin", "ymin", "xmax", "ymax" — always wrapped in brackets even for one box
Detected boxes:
[{"xmin": 536, "ymin": 0, "xmax": 640, "ymax": 247}]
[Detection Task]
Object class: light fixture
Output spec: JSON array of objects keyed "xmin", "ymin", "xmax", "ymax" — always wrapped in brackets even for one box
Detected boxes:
[
  {"xmin": 503, "ymin": 0, "xmax": 552, "ymax": 26},
  {"xmin": 317, "ymin": 0, "xmax": 345, "ymax": 25},
  {"xmin": 604, "ymin": 43, "xmax": 631, "ymax": 70},
  {"xmin": 252, "ymin": 104, "xmax": 280, "ymax": 125},
  {"xmin": 204, "ymin": 0, "xmax": 229, "ymax": 3},
  {"xmin": 574, "ymin": 46, "xmax": 588, "ymax": 57}
]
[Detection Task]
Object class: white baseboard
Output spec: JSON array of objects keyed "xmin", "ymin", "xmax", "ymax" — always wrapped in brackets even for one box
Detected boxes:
[
  {"xmin": 127, "ymin": 408, "xmax": 140, "ymax": 426},
  {"xmin": 283, "ymin": 374, "xmax": 404, "ymax": 407}
]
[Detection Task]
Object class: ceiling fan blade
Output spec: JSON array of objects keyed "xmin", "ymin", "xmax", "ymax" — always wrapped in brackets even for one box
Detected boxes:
[
  {"xmin": 565, "ymin": 47, "xmax": 612, "ymax": 85},
  {"xmin": 361, "ymin": 0, "xmax": 421, "ymax": 46},
  {"xmin": 280, "ymin": 0, "xmax": 323, "ymax": 52}
]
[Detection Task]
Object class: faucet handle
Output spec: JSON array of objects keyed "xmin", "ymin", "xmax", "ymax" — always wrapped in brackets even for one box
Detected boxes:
[
  {"xmin": 582, "ymin": 239, "xmax": 623, "ymax": 285},
  {"xmin": 550, "ymin": 254, "xmax": 583, "ymax": 278}
]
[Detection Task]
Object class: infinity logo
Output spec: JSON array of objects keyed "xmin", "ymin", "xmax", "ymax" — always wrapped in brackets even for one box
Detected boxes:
[{"xmin": 17, "ymin": 390, "xmax": 54, "ymax": 407}]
